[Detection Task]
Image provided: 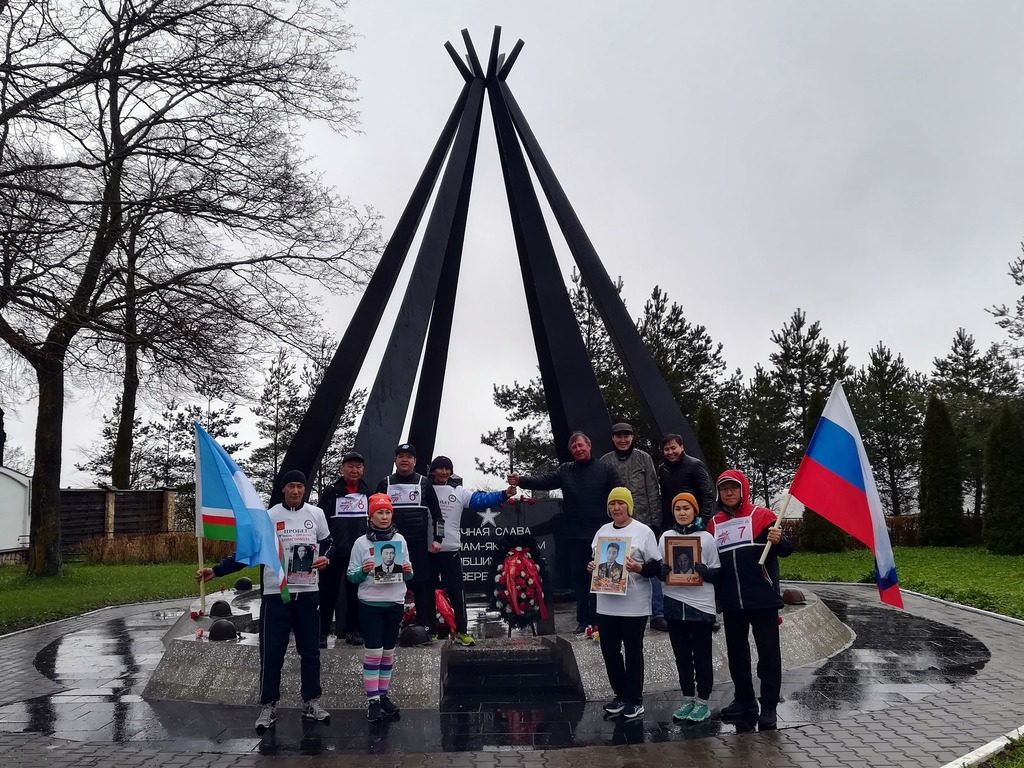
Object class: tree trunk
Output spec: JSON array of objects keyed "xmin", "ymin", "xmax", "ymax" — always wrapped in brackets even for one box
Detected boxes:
[
  {"xmin": 973, "ymin": 478, "xmax": 982, "ymax": 517},
  {"xmin": 28, "ymin": 357, "xmax": 65, "ymax": 576},
  {"xmin": 112, "ymin": 245, "xmax": 139, "ymax": 489},
  {"xmin": 112, "ymin": 348, "xmax": 138, "ymax": 487},
  {"xmin": 887, "ymin": 466, "xmax": 902, "ymax": 516}
]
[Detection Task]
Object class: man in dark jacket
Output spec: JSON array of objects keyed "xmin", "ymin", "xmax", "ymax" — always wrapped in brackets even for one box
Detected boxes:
[
  {"xmin": 318, "ymin": 451, "xmax": 372, "ymax": 646},
  {"xmin": 658, "ymin": 434, "xmax": 715, "ymax": 530},
  {"xmin": 376, "ymin": 443, "xmax": 444, "ymax": 633},
  {"xmin": 508, "ymin": 431, "xmax": 619, "ymax": 634},
  {"xmin": 706, "ymin": 469, "xmax": 793, "ymax": 731}
]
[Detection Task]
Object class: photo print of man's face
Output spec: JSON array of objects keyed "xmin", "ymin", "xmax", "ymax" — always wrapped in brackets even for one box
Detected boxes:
[
  {"xmin": 381, "ymin": 544, "xmax": 396, "ymax": 565},
  {"xmin": 606, "ymin": 543, "xmax": 620, "ymax": 562}
]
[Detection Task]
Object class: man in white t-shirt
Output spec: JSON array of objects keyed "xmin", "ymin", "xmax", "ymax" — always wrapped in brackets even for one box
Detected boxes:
[{"xmin": 197, "ymin": 469, "xmax": 333, "ymax": 733}]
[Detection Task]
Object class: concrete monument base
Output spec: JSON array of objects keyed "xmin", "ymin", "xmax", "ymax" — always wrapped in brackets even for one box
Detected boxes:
[{"xmin": 144, "ymin": 586, "xmax": 851, "ymax": 709}]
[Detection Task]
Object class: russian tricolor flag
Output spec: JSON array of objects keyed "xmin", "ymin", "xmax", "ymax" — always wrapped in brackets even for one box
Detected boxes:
[{"xmin": 789, "ymin": 382, "xmax": 904, "ymax": 608}]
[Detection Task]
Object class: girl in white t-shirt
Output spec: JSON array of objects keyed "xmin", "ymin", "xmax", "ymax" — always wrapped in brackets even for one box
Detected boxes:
[
  {"xmin": 587, "ymin": 487, "xmax": 662, "ymax": 721},
  {"xmin": 658, "ymin": 492, "xmax": 720, "ymax": 723}
]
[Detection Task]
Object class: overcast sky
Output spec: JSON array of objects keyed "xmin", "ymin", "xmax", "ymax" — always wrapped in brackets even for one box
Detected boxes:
[{"xmin": 7, "ymin": 2, "xmax": 1024, "ymax": 490}]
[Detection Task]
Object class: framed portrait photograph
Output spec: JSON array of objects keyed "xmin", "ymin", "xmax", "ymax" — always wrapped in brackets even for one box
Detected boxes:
[
  {"xmin": 591, "ymin": 536, "xmax": 630, "ymax": 595},
  {"xmin": 665, "ymin": 537, "xmax": 703, "ymax": 587},
  {"xmin": 372, "ymin": 540, "xmax": 404, "ymax": 584},
  {"xmin": 286, "ymin": 543, "xmax": 317, "ymax": 586}
]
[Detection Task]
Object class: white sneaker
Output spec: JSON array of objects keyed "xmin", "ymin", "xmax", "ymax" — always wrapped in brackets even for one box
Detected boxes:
[
  {"xmin": 255, "ymin": 702, "xmax": 277, "ymax": 732},
  {"xmin": 302, "ymin": 698, "xmax": 330, "ymax": 722}
]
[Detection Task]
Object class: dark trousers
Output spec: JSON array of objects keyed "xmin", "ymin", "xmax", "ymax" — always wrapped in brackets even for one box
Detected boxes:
[
  {"xmin": 430, "ymin": 551, "xmax": 467, "ymax": 634},
  {"xmin": 359, "ymin": 601, "xmax": 404, "ymax": 650},
  {"xmin": 259, "ymin": 591, "xmax": 321, "ymax": 705},
  {"xmin": 410, "ymin": 579, "xmax": 435, "ymax": 628},
  {"xmin": 723, "ymin": 608, "xmax": 782, "ymax": 707},
  {"xmin": 318, "ymin": 556, "xmax": 359, "ymax": 637},
  {"xmin": 567, "ymin": 539, "xmax": 597, "ymax": 626},
  {"xmin": 667, "ymin": 619, "xmax": 714, "ymax": 699},
  {"xmin": 596, "ymin": 613, "xmax": 648, "ymax": 704}
]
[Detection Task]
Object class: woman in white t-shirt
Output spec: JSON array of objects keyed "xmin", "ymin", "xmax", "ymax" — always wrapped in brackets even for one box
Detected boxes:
[
  {"xmin": 658, "ymin": 492, "xmax": 720, "ymax": 723},
  {"xmin": 587, "ymin": 487, "xmax": 662, "ymax": 721}
]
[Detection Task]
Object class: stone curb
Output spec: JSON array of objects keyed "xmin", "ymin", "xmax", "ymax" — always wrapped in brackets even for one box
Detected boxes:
[
  {"xmin": 0, "ymin": 596, "xmax": 189, "ymax": 640},
  {"xmin": 938, "ymin": 724, "xmax": 1024, "ymax": 768},
  {"xmin": 788, "ymin": 580, "xmax": 1024, "ymax": 626}
]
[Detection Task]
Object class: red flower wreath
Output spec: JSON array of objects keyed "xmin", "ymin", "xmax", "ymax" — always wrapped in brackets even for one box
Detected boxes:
[{"xmin": 490, "ymin": 543, "xmax": 549, "ymax": 629}]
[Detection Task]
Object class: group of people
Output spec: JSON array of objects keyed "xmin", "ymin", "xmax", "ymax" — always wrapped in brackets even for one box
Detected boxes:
[
  {"xmin": 196, "ymin": 426, "xmax": 792, "ymax": 735},
  {"xmin": 196, "ymin": 442, "xmax": 511, "ymax": 731},
  {"xmin": 509, "ymin": 424, "xmax": 792, "ymax": 730}
]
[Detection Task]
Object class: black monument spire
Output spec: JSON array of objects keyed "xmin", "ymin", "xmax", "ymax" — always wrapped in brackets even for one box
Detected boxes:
[{"xmin": 271, "ymin": 27, "xmax": 702, "ymax": 503}]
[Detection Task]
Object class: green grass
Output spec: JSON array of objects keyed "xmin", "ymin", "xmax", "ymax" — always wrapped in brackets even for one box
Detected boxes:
[
  {"xmin": 0, "ymin": 563, "xmax": 259, "ymax": 635},
  {"xmin": 983, "ymin": 738, "xmax": 1024, "ymax": 768},
  {"xmin": 781, "ymin": 546, "xmax": 1024, "ymax": 620},
  {"xmin": 2, "ymin": 546, "xmax": 1022, "ymax": 635}
]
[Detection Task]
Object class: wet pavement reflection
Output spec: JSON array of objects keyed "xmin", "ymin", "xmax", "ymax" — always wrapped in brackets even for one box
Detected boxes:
[{"xmin": 0, "ymin": 587, "xmax": 990, "ymax": 754}]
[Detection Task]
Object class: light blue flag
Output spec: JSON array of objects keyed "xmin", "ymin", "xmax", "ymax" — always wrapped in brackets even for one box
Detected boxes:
[{"xmin": 194, "ymin": 422, "xmax": 288, "ymax": 598}]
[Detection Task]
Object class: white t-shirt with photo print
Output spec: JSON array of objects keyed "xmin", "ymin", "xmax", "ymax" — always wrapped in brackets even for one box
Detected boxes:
[{"xmin": 591, "ymin": 518, "xmax": 661, "ymax": 617}]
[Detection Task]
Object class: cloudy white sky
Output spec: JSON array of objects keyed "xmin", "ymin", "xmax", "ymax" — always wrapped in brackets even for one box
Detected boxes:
[{"xmin": 7, "ymin": 2, "xmax": 1024, "ymax": 490}]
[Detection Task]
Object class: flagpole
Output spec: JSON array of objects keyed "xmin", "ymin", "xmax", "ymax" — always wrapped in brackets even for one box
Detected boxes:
[
  {"xmin": 758, "ymin": 492, "xmax": 792, "ymax": 565},
  {"xmin": 198, "ymin": 535, "xmax": 207, "ymax": 614}
]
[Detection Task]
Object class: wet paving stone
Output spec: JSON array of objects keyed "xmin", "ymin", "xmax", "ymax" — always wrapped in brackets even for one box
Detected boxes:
[{"xmin": 0, "ymin": 585, "xmax": 1004, "ymax": 759}]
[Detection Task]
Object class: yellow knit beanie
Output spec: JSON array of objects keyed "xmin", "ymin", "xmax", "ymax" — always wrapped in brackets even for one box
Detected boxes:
[{"xmin": 607, "ymin": 487, "xmax": 634, "ymax": 517}]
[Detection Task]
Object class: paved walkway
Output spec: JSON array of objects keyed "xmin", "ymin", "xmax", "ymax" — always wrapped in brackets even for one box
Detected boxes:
[{"xmin": 1, "ymin": 584, "xmax": 1023, "ymax": 766}]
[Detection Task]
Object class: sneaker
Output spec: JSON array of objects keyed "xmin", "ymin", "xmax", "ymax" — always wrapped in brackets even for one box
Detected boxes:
[
  {"xmin": 621, "ymin": 702, "xmax": 645, "ymax": 720},
  {"xmin": 367, "ymin": 698, "xmax": 383, "ymax": 722},
  {"xmin": 255, "ymin": 702, "xmax": 277, "ymax": 732},
  {"xmin": 602, "ymin": 697, "xmax": 626, "ymax": 715},
  {"xmin": 650, "ymin": 616, "xmax": 669, "ymax": 632},
  {"xmin": 758, "ymin": 706, "xmax": 777, "ymax": 730},
  {"xmin": 455, "ymin": 632, "xmax": 475, "ymax": 646},
  {"xmin": 573, "ymin": 623, "xmax": 588, "ymax": 635},
  {"xmin": 672, "ymin": 701, "xmax": 696, "ymax": 721},
  {"xmin": 302, "ymin": 699, "xmax": 330, "ymax": 722},
  {"xmin": 687, "ymin": 703, "xmax": 711, "ymax": 722},
  {"xmin": 379, "ymin": 694, "xmax": 400, "ymax": 717},
  {"xmin": 720, "ymin": 699, "xmax": 758, "ymax": 722}
]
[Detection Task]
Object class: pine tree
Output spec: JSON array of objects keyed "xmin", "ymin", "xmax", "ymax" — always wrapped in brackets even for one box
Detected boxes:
[
  {"xmin": 695, "ymin": 400, "xmax": 726, "ymax": 481},
  {"xmin": 476, "ymin": 277, "xmax": 728, "ymax": 478},
  {"xmin": 740, "ymin": 366, "xmax": 790, "ymax": 506},
  {"xmin": 769, "ymin": 309, "xmax": 854, "ymax": 467},
  {"xmin": 248, "ymin": 349, "xmax": 305, "ymax": 499},
  {"xmin": 799, "ymin": 389, "xmax": 847, "ymax": 552},
  {"xmin": 918, "ymin": 395, "xmax": 964, "ymax": 546},
  {"xmin": 932, "ymin": 328, "xmax": 1019, "ymax": 516},
  {"xmin": 982, "ymin": 403, "xmax": 1024, "ymax": 554},
  {"xmin": 300, "ymin": 335, "xmax": 366, "ymax": 497},
  {"xmin": 849, "ymin": 343, "xmax": 926, "ymax": 515}
]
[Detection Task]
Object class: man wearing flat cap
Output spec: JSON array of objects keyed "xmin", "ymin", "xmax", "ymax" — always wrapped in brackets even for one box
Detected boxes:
[
  {"xmin": 601, "ymin": 422, "xmax": 664, "ymax": 627},
  {"xmin": 318, "ymin": 450, "xmax": 372, "ymax": 647},
  {"xmin": 376, "ymin": 443, "xmax": 444, "ymax": 634}
]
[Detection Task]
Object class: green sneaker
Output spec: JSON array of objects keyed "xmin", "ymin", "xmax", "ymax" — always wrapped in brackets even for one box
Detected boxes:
[
  {"xmin": 672, "ymin": 701, "xmax": 696, "ymax": 721},
  {"xmin": 686, "ymin": 703, "xmax": 710, "ymax": 722},
  {"xmin": 455, "ymin": 632, "xmax": 475, "ymax": 646}
]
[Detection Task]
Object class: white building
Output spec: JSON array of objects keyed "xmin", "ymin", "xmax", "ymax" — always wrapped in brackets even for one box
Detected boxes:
[{"xmin": 0, "ymin": 467, "xmax": 31, "ymax": 555}]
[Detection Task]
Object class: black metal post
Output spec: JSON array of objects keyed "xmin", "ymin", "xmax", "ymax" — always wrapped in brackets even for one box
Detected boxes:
[
  {"xmin": 270, "ymin": 84, "xmax": 473, "ymax": 505},
  {"xmin": 498, "ymin": 76, "xmax": 703, "ymax": 459},
  {"xmin": 353, "ymin": 77, "xmax": 487, "ymax": 485},
  {"xmin": 485, "ymin": 30, "xmax": 611, "ymax": 459}
]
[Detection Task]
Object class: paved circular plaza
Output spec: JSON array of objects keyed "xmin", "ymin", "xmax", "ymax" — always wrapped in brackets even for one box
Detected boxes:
[{"xmin": 1, "ymin": 583, "xmax": 1022, "ymax": 767}]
